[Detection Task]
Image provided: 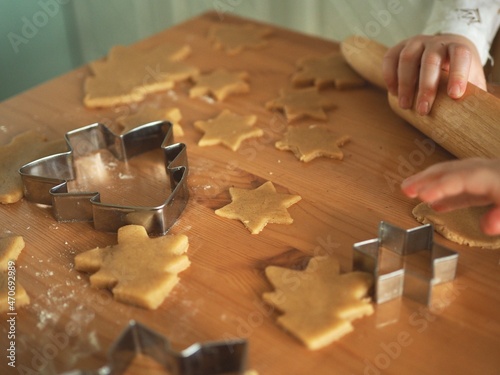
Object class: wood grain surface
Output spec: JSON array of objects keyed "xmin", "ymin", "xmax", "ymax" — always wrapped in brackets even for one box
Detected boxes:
[{"xmin": 1, "ymin": 12, "xmax": 499, "ymax": 375}]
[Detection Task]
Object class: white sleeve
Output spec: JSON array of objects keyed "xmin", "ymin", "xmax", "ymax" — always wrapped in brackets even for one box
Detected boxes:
[{"xmin": 422, "ymin": 0, "xmax": 500, "ymax": 65}]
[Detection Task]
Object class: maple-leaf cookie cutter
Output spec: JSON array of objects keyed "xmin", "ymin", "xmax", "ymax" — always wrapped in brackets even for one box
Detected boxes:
[
  {"xmin": 61, "ymin": 320, "xmax": 248, "ymax": 375},
  {"xmin": 352, "ymin": 221, "xmax": 459, "ymax": 305},
  {"xmin": 19, "ymin": 121, "xmax": 188, "ymax": 235}
]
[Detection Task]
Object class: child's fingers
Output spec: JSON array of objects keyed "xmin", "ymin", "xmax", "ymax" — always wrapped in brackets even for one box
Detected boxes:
[
  {"xmin": 429, "ymin": 194, "xmax": 493, "ymax": 212},
  {"xmin": 396, "ymin": 40, "xmax": 425, "ymax": 109},
  {"xmin": 383, "ymin": 42, "xmax": 405, "ymax": 96},
  {"xmin": 480, "ymin": 206, "xmax": 500, "ymax": 236},
  {"xmin": 446, "ymin": 42, "xmax": 473, "ymax": 99}
]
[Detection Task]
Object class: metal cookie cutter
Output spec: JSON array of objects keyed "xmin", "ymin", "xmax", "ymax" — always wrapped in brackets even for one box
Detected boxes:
[
  {"xmin": 61, "ymin": 320, "xmax": 248, "ymax": 375},
  {"xmin": 19, "ymin": 121, "xmax": 188, "ymax": 235},
  {"xmin": 353, "ymin": 221, "xmax": 459, "ymax": 305}
]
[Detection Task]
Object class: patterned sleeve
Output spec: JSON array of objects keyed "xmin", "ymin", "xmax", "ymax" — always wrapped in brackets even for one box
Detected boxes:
[{"xmin": 423, "ymin": 0, "xmax": 500, "ymax": 65}]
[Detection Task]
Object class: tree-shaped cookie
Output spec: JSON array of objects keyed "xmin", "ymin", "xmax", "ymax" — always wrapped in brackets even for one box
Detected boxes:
[
  {"xmin": 276, "ymin": 125, "xmax": 350, "ymax": 162},
  {"xmin": 265, "ymin": 87, "xmax": 336, "ymax": 122},
  {"xmin": 209, "ymin": 23, "xmax": 272, "ymax": 55},
  {"xmin": 194, "ymin": 109, "xmax": 263, "ymax": 151},
  {"xmin": 215, "ymin": 181, "xmax": 301, "ymax": 234},
  {"xmin": 0, "ymin": 235, "xmax": 30, "ymax": 313},
  {"xmin": 74, "ymin": 225, "xmax": 190, "ymax": 309},
  {"xmin": 117, "ymin": 105, "xmax": 184, "ymax": 137},
  {"xmin": 84, "ymin": 43, "xmax": 199, "ymax": 108},
  {"xmin": 189, "ymin": 69, "xmax": 250, "ymax": 101},
  {"xmin": 292, "ymin": 53, "xmax": 366, "ymax": 89},
  {"xmin": 263, "ymin": 255, "xmax": 374, "ymax": 350}
]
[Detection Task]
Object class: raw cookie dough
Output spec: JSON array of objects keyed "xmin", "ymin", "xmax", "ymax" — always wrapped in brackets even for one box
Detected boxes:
[
  {"xmin": 0, "ymin": 130, "xmax": 66, "ymax": 204},
  {"xmin": 292, "ymin": 53, "xmax": 366, "ymax": 89},
  {"xmin": 117, "ymin": 106, "xmax": 184, "ymax": 137},
  {"xmin": 215, "ymin": 181, "xmax": 301, "ymax": 234},
  {"xmin": 0, "ymin": 235, "xmax": 29, "ymax": 313},
  {"xmin": 189, "ymin": 69, "xmax": 250, "ymax": 101},
  {"xmin": 275, "ymin": 125, "xmax": 350, "ymax": 162},
  {"xmin": 74, "ymin": 225, "xmax": 190, "ymax": 309},
  {"xmin": 209, "ymin": 23, "xmax": 272, "ymax": 55},
  {"xmin": 263, "ymin": 255, "xmax": 373, "ymax": 350},
  {"xmin": 194, "ymin": 109, "xmax": 263, "ymax": 151},
  {"xmin": 413, "ymin": 202, "xmax": 500, "ymax": 249},
  {"xmin": 265, "ymin": 87, "xmax": 336, "ymax": 122},
  {"xmin": 84, "ymin": 43, "xmax": 199, "ymax": 108}
]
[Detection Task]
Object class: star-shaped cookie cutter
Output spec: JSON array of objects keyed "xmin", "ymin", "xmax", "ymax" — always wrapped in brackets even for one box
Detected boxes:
[
  {"xmin": 352, "ymin": 221, "xmax": 459, "ymax": 305},
  {"xmin": 61, "ymin": 320, "xmax": 248, "ymax": 375},
  {"xmin": 19, "ymin": 121, "xmax": 188, "ymax": 235}
]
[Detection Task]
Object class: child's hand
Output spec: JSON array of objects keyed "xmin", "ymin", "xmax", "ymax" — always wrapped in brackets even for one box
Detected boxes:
[
  {"xmin": 383, "ymin": 34, "xmax": 486, "ymax": 116},
  {"xmin": 401, "ymin": 158, "xmax": 500, "ymax": 235}
]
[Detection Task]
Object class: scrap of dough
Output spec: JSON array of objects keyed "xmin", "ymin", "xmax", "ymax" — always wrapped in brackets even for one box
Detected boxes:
[
  {"xmin": 116, "ymin": 106, "xmax": 184, "ymax": 137},
  {"xmin": 263, "ymin": 255, "xmax": 373, "ymax": 350},
  {"xmin": 189, "ymin": 69, "xmax": 250, "ymax": 101},
  {"xmin": 209, "ymin": 23, "xmax": 272, "ymax": 55},
  {"xmin": 276, "ymin": 125, "xmax": 350, "ymax": 162},
  {"xmin": 215, "ymin": 181, "xmax": 301, "ymax": 234},
  {"xmin": 0, "ymin": 235, "xmax": 29, "ymax": 313},
  {"xmin": 413, "ymin": 202, "xmax": 500, "ymax": 249},
  {"xmin": 265, "ymin": 87, "xmax": 336, "ymax": 122},
  {"xmin": 292, "ymin": 53, "xmax": 366, "ymax": 89},
  {"xmin": 84, "ymin": 44, "xmax": 199, "ymax": 108},
  {"xmin": 0, "ymin": 130, "xmax": 66, "ymax": 204},
  {"xmin": 74, "ymin": 225, "xmax": 190, "ymax": 309},
  {"xmin": 194, "ymin": 109, "xmax": 263, "ymax": 151}
]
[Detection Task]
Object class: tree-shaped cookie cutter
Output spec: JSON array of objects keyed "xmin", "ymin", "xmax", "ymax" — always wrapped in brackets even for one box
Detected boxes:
[
  {"xmin": 353, "ymin": 221, "xmax": 459, "ymax": 305},
  {"xmin": 61, "ymin": 320, "xmax": 248, "ymax": 375},
  {"xmin": 19, "ymin": 121, "xmax": 188, "ymax": 235}
]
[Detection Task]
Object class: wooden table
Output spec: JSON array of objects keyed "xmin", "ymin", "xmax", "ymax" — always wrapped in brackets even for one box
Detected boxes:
[{"xmin": 1, "ymin": 12, "xmax": 499, "ymax": 375}]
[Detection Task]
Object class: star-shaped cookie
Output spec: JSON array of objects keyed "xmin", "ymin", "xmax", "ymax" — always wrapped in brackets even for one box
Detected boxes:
[
  {"xmin": 208, "ymin": 23, "xmax": 272, "ymax": 55},
  {"xmin": 263, "ymin": 255, "xmax": 373, "ymax": 350},
  {"xmin": 215, "ymin": 181, "xmax": 301, "ymax": 234},
  {"xmin": 84, "ymin": 43, "xmax": 199, "ymax": 108},
  {"xmin": 292, "ymin": 53, "xmax": 366, "ymax": 89},
  {"xmin": 189, "ymin": 69, "xmax": 250, "ymax": 101},
  {"xmin": 275, "ymin": 125, "xmax": 350, "ymax": 162},
  {"xmin": 265, "ymin": 87, "xmax": 336, "ymax": 122},
  {"xmin": 117, "ymin": 105, "xmax": 184, "ymax": 137},
  {"xmin": 74, "ymin": 225, "xmax": 190, "ymax": 309},
  {"xmin": 194, "ymin": 109, "xmax": 263, "ymax": 151}
]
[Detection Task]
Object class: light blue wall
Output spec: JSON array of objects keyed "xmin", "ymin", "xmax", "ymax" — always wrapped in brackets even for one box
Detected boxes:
[{"xmin": 0, "ymin": 0, "xmax": 430, "ymax": 101}]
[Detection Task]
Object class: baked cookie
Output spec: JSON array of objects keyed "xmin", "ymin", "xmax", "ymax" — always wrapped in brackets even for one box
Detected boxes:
[
  {"xmin": 117, "ymin": 106, "xmax": 184, "ymax": 137},
  {"xmin": 0, "ymin": 235, "xmax": 29, "ymax": 313},
  {"xmin": 209, "ymin": 23, "xmax": 272, "ymax": 55},
  {"xmin": 190, "ymin": 69, "xmax": 250, "ymax": 101}
]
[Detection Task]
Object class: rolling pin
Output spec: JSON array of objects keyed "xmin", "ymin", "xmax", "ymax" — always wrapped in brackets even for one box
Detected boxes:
[{"xmin": 340, "ymin": 35, "xmax": 500, "ymax": 159}]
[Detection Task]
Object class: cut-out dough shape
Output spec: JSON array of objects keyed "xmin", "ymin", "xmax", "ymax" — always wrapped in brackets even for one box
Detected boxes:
[
  {"xmin": 215, "ymin": 181, "xmax": 301, "ymax": 234},
  {"xmin": 74, "ymin": 225, "xmax": 190, "ymax": 309},
  {"xmin": 117, "ymin": 106, "xmax": 184, "ymax": 137},
  {"xmin": 275, "ymin": 125, "xmax": 350, "ymax": 162},
  {"xmin": 263, "ymin": 255, "xmax": 373, "ymax": 350},
  {"xmin": 265, "ymin": 87, "xmax": 336, "ymax": 122},
  {"xmin": 84, "ymin": 44, "xmax": 199, "ymax": 108},
  {"xmin": 292, "ymin": 53, "xmax": 366, "ymax": 89},
  {"xmin": 190, "ymin": 69, "xmax": 250, "ymax": 101},
  {"xmin": 209, "ymin": 23, "xmax": 272, "ymax": 55},
  {"xmin": 0, "ymin": 130, "xmax": 66, "ymax": 204},
  {"xmin": 0, "ymin": 235, "xmax": 30, "ymax": 313},
  {"xmin": 413, "ymin": 202, "xmax": 500, "ymax": 249},
  {"xmin": 194, "ymin": 109, "xmax": 263, "ymax": 151}
]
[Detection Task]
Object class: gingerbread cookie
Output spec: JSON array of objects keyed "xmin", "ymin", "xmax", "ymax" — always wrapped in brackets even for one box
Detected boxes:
[
  {"xmin": 84, "ymin": 44, "xmax": 199, "ymax": 108},
  {"xmin": 292, "ymin": 53, "xmax": 366, "ymax": 89},
  {"xmin": 190, "ymin": 69, "xmax": 250, "ymax": 101},
  {"xmin": 265, "ymin": 87, "xmax": 336, "ymax": 122},
  {"xmin": 74, "ymin": 225, "xmax": 190, "ymax": 309},
  {"xmin": 194, "ymin": 109, "xmax": 263, "ymax": 151},
  {"xmin": 275, "ymin": 125, "xmax": 350, "ymax": 162},
  {"xmin": 209, "ymin": 23, "xmax": 272, "ymax": 55},
  {"xmin": 263, "ymin": 255, "xmax": 373, "ymax": 350},
  {"xmin": 0, "ymin": 131, "xmax": 66, "ymax": 204},
  {"xmin": 413, "ymin": 203, "xmax": 500, "ymax": 249},
  {"xmin": 117, "ymin": 106, "xmax": 184, "ymax": 137},
  {"xmin": 215, "ymin": 181, "xmax": 301, "ymax": 234}
]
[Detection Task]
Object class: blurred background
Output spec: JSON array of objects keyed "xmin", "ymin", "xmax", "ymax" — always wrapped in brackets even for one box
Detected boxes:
[{"xmin": 0, "ymin": 0, "xmax": 430, "ymax": 101}]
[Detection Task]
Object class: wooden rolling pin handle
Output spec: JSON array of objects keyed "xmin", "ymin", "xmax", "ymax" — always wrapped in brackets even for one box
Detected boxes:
[{"xmin": 340, "ymin": 35, "xmax": 500, "ymax": 159}]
